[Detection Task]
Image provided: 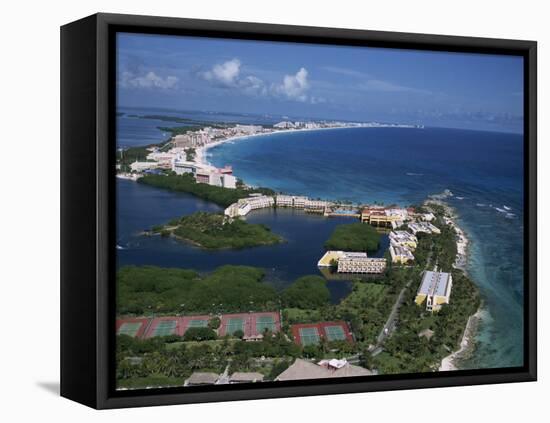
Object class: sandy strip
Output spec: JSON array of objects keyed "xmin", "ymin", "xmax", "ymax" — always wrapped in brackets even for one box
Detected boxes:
[{"xmin": 439, "ymin": 308, "xmax": 485, "ymax": 371}]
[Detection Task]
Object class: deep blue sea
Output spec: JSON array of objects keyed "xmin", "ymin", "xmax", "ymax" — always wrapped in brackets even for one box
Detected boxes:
[{"xmin": 116, "ymin": 110, "xmax": 524, "ymax": 370}]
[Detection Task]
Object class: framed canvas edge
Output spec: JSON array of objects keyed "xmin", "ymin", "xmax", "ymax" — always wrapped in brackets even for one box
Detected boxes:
[{"xmin": 74, "ymin": 12, "xmax": 537, "ymax": 409}]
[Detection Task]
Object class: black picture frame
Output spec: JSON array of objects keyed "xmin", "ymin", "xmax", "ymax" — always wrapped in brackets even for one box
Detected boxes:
[{"xmin": 60, "ymin": 12, "xmax": 537, "ymax": 409}]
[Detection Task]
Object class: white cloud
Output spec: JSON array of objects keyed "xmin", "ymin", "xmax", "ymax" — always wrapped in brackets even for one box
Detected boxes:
[
  {"xmin": 201, "ymin": 61, "xmax": 314, "ymax": 103},
  {"xmin": 240, "ymin": 75, "xmax": 267, "ymax": 96},
  {"xmin": 272, "ymin": 67, "xmax": 310, "ymax": 102},
  {"xmin": 202, "ymin": 59, "xmax": 242, "ymax": 87},
  {"xmin": 120, "ymin": 71, "xmax": 179, "ymax": 90}
]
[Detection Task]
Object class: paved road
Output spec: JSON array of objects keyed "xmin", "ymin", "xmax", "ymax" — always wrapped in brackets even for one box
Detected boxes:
[
  {"xmin": 375, "ymin": 250, "xmax": 435, "ymax": 347},
  {"xmin": 376, "ymin": 283, "xmax": 410, "ymax": 346}
]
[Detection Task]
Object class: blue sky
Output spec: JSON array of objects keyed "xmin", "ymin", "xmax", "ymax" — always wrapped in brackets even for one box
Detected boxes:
[{"xmin": 117, "ymin": 33, "xmax": 524, "ymax": 133}]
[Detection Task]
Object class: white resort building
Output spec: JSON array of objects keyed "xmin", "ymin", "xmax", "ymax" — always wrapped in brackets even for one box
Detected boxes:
[
  {"xmin": 336, "ymin": 252, "xmax": 387, "ymax": 274},
  {"xmin": 408, "ymin": 221, "xmax": 441, "ymax": 235}
]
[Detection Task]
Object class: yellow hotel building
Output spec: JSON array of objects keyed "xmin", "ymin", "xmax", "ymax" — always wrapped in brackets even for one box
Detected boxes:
[{"xmin": 415, "ymin": 271, "xmax": 453, "ymax": 312}]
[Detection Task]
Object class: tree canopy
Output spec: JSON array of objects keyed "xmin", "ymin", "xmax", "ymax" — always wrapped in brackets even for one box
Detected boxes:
[{"xmin": 324, "ymin": 222, "xmax": 381, "ymax": 252}]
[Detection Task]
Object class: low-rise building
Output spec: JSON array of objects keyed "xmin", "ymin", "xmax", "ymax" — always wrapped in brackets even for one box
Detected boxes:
[
  {"xmin": 245, "ymin": 195, "xmax": 275, "ymax": 210},
  {"xmin": 275, "ymin": 358, "xmax": 372, "ymax": 381},
  {"xmin": 130, "ymin": 161, "xmax": 158, "ymax": 172},
  {"xmin": 389, "ymin": 230, "xmax": 418, "ymax": 249},
  {"xmin": 172, "ymin": 159, "xmax": 197, "ymax": 175},
  {"xmin": 317, "ymin": 250, "xmax": 345, "ymax": 267},
  {"xmin": 276, "ymin": 195, "xmax": 328, "ymax": 211},
  {"xmin": 361, "ymin": 207, "xmax": 404, "ymax": 227},
  {"xmin": 389, "ymin": 244, "xmax": 415, "ymax": 264},
  {"xmin": 415, "ymin": 270, "xmax": 453, "ymax": 312},
  {"xmin": 229, "ymin": 372, "xmax": 265, "ymax": 384},
  {"xmin": 304, "ymin": 199, "xmax": 329, "ymax": 210},
  {"xmin": 336, "ymin": 252, "xmax": 387, "ymax": 274},
  {"xmin": 422, "ymin": 212, "xmax": 436, "ymax": 221},
  {"xmin": 408, "ymin": 221, "xmax": 441, "ymax": 235},
  {"xmin": 275, "ymin": 195, "xmax": 294, "ymax": 207},
  {"xmin": 184, "ymin": 372, "xmax": 220, "ymax": 386}
]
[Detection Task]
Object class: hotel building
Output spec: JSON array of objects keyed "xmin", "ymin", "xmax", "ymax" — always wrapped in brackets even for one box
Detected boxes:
[
  {"xmin": 408, "ymin": 221, "xmax": 441, "ymax": 235},
  {"xmin": 336, "ymin": 252, "xmax": 387, "ymax": 274},
  {"xmin": 389, "ymin": 244, "xmax": 415, "ymax": 264},
  {"xmin": 361, "ymin": 207, "xmax": 409, "ymax": 227},
  {"xmin": 389, "ymin": 230, "xmax": 418, "ymax": 249},
  {"xmin": 130, "ymin": 161, "xmax": 158, "ymax": 172},
  {"xmin": 415, "ymin": 271, "xmax": 453, "ymax": 312},
  {"xmin": 246, "ymin": 194, "xmax": 275, "ymax": 210}
]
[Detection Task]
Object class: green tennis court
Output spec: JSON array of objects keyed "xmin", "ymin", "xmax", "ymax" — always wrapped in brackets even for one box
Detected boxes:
[
  {"xmin": 188, "ymin": 319, "xmax": 208, "ymax": 328},
  {"xmin": 153, "ymin": 320, "xmax": 177, "ymax": 337},
  {"xmin": 324, "ymin": 325, "xmax": 346, "ymax": 341},
  {"xmin": 225, "ymin": 318, "xmax": 244, "ymax": 335},
  {"xmin": 299, "ymin": 327, "xmax": 320, "ymax": 345},
  {"xmin": 256, "ymin": 316, "xmax": 275, "ymax": 333},
  {"xmin": 118, "ymin": 322, "xmax": 142, "ymax": 337}
]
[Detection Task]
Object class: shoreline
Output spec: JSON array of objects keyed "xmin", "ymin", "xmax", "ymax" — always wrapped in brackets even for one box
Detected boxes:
[
  {"xmin": 196, "ymin": 125, "xmax": 402, "ymax": 167},
  {"xmin": 425, "ymin": 196, "xmax": 483, "ymax": 371},
  {"xmin": 439, "ymin": 308, "xmax": 484, "ymax": 371},
  {"xmin": 425, "ymin": 198, "xmax": 470, "ymax": 273}
]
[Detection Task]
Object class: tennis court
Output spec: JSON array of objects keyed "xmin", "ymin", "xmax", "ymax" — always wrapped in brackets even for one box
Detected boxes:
[
  {"xmin": 225, "ymin": 318, "xmax": 244, "ymax": 335},
  {"xmin": 188, "ymin": 319, "xmax": 209, "ymax": 328},
  {"xmin": 118, "ymin": 322, "xmax": 142, "ymax": 337},
  {"xmin": 324, "ymin": 325, "xmax": 347, "ymax": 341},
  {"xmin": 299, "ymin": 327, "xmax": 320, "ymax": 345},
  {"xmin": 152, "ymin": 320, "xmax": 177, "ymax": 337},
  {"xmin": 256, "ymin": 316, "xmax": 275, "ymax": 333}
]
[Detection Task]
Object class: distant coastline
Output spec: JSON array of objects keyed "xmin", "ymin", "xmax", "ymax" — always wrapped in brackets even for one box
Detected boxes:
[{"xmin": 197, "ymin": 126, "xmax": 371, "ymax": 167}]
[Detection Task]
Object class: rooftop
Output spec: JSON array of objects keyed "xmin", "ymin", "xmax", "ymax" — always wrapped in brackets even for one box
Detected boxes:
[
  {"xmin": 229, "ymin": 372, "xmax": 265, "ymax": 383},
  {"xmin": 276, "ymin": 358, "xmax": 372, "ymax": 381},
  {"xmin": 418, "ymin": 271, "xmax": 452, "ymax": 297},
  {"xmin": 186, "ymin": 372, "xmax": 219, "ymax": 385}
]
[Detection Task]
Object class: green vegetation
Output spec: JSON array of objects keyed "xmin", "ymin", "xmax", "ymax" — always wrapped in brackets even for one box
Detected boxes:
[
  {"xmin": 184, "ymin": 147, "xmax": 196, "ymax": 161},
  {"xmin": 182, "ymin": 327, "xmax": 217, "ymax": 342},
  {"xmin": 208, "ymin": 317, "xmax": 221, "ymax": 330},
  {"xmin": 281, "ymin": 276, "xmax": 330, "ymax": 309},
  {"xmin": 151, "ymin": 211, "xmax": 283, "ymax": 249},
  {"xmin": 372, "ymin": 270, "xmax": 479, "ymax": 374},
  {"xmin": 116, "ymin": 145, "xmax": 158, "ymax": 172},
  {"xmin": 139, "ymin": 114, "xmax": 230, "ymax": 127},
  {"xmin": 115, "ymin": 200, "xmax": 481, "ymax": 386},
  {"xmin": 116, "ymin": 331, "xmax": 302, "ymax": 389},
  {"xmin": 368, "ymin": 205, "xmax": 480, "ymax": 374},
  {"xmin": 139, "ymin": 172, "xmax": 275, "ymax": 207},
  {"xmin": 116, "ymin": 335, "xmax": 227, "ymax": 389},
  {"xmin": 324, "ymin": 222, "xmax": 381, "ymax": 252},
  {"xmin": 117, "ymin": 265, "xmax": 278, "ymax": 315}
]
